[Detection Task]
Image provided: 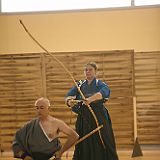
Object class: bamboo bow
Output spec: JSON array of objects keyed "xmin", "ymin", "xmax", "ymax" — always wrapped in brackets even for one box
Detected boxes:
[{"xmin": 19, "ymin": 20, "xmax": 105, "ymax": 148}]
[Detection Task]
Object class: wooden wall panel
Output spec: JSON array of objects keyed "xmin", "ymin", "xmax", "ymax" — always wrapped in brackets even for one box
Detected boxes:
[
  {"xmin": 0, "ymin": 54, "xmax": 43, "ymax": 151},
  {"xmin": 1, "ymin": 50, "xmax": 159, "ymax": 152},
  {"xmin": 135, "ymin": 51, "xmax": 160, "ymax": 144},
  {"xmin": 103, "ymin": 51, "xmax": 134, "ymax": 145}
]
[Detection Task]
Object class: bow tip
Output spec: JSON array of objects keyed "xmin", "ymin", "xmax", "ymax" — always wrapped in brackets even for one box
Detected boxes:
[{"xmin": 19, "ymin": 19, "xmax": 23, "ymax": 24}]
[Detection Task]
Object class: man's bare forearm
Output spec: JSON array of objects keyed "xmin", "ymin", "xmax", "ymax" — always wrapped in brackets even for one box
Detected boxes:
[
  {"xmin": 55, "ymin": 131, "xmax": 79, "ymax": 159},
  {"xmin": 60, "ymin": 133, "xmax": 79, "ymax": 155}
]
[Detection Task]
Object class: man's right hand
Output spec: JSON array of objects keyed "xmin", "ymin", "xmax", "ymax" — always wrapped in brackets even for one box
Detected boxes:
[
  {"xmin": 53, "ymin": 158, "xmax": 61, "ymax": 160},
  {"xmin": 24, "ymin": 156, "xmax": 33, "ymax": 160}
]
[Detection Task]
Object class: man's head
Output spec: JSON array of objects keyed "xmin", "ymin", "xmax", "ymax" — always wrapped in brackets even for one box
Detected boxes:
[
  {"xmin": 35, "ymin": 97, "xmax": 50, "ymax": 107},
  {"xmin": 35, "ymin": 97, "xmax": 51, "ymax": 117}
]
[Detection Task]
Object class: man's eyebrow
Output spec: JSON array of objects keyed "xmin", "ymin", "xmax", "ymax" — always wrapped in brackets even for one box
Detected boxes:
[{"xmin": 36, "ymin": 105, "xmax": 44, "ymax": 108}]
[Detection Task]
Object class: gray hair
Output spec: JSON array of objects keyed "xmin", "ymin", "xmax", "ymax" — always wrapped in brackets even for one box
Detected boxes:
[{"xmin": 35, "ymin": 97, "xmax": 51, "ymax": 107}]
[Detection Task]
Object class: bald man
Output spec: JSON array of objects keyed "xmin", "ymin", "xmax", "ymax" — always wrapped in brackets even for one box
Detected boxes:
[{"xmin": 12, "ymin": 97, "xmax": 79, "ymax": 160}]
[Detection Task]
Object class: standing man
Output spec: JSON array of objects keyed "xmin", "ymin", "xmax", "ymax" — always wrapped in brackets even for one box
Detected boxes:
[
  {"xmin": 65, "ymin": 62, "xmax": 119, "ymax": 160},
  {"xmin": 12, "ymin": 97, "xmax": 79, "ymax": 160}
]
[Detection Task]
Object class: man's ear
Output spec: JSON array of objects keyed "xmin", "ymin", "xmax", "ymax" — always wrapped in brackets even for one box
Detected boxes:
[{"xmin": 48, "ymin": 106, "xmax": 51, "ymax": 111}]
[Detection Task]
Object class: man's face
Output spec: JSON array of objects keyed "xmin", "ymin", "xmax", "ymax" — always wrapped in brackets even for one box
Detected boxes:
[
  {"xmin": 35, "ymin": 100, "xmax": 49, "ymax": 117},
  {"xmin": 84, "ymin": 65, "xmax": 96, "ymax": 80}
]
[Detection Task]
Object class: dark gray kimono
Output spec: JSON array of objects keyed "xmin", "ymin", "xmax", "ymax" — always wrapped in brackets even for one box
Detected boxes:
[{"xmin": 12, "ymin": 118, "xmax": 61, "ymax": 160}]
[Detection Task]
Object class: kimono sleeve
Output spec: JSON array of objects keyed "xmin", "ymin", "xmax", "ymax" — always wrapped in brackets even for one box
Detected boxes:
[
  {"xmin": 66, "ymin": 86, "xmax": 79, "ymax": 97},
  {"xmin": 98, "ymin": 81, "xmax": 110, "ymax": 99},
  {"xmin": 12, "ymin": 123, "xmax": 30, "ymax": 158}
]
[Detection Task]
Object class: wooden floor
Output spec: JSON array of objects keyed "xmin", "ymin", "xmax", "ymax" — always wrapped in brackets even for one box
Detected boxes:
[{"xmin": 0, "ymin": 148, "xmax": 159, "ymax": 160}]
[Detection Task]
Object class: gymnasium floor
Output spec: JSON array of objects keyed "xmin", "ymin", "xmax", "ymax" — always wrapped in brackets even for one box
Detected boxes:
[{"xmin": 0, "ymin": 146, "xmax": 159, "ymax": 160}]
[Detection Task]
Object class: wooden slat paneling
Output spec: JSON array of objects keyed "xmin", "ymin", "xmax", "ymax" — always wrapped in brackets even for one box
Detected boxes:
[
  {"xmin": 135, "ymin": 51, "xmax": 160, "ymax": 144},
  {"xmin": 0, "ymin": 54, "xmax": 43, "ymax": 151},
  {"xmin": 1, "ymin": 50, "xmax": 159, "ymax": 153}
]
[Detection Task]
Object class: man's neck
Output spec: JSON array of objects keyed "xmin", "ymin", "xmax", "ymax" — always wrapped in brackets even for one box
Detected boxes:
[{"xmin": 39, "ymin": 115, "xmax": 50, "ymax": 121}]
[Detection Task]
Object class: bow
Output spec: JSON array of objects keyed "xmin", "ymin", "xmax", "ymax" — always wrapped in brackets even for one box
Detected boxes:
[{"xmin": 19, "ymin": 20, "xmax": 105, "ymax": 148}]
